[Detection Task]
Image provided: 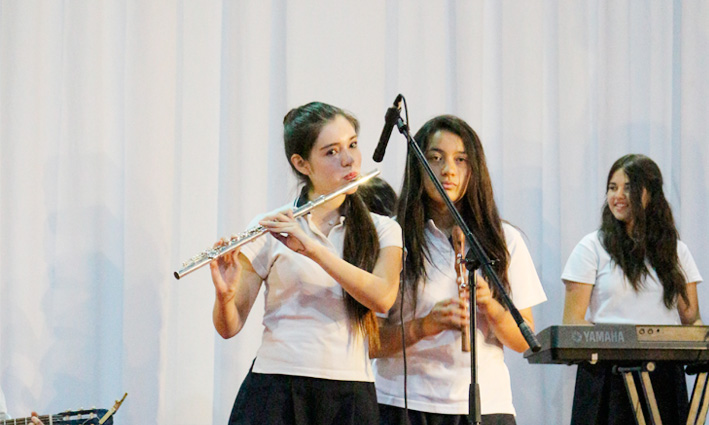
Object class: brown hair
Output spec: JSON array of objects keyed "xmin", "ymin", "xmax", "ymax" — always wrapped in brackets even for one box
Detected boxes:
[
  {"xmin": 397, "ymin": 115, "xmax": 510, "ymax": 306},
  {"xmin": 600, "ymin": 154, "xmax": 688, "ymax": 308}
]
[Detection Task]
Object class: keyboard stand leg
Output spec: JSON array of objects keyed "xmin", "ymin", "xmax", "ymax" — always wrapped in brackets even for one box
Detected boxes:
[
  {"xmin": 697, "ymin": 384, "xmax": 709, "ymax": 425},
  {"xmin": 687, "ymin": 371, "xmax": 709, "ymax": 425},
  {"xmin": 621, "ymin": 370, "xmax": 647, "ymax": 425},
  {"xmin": 640, "ymin": 370, "xmax": 663, "ymax": 425}
]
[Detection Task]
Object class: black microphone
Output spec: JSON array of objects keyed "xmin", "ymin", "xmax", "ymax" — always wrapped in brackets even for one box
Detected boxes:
[{"xmin": 373, "ymin": 94, "xmax": 404, "ymax": 162}]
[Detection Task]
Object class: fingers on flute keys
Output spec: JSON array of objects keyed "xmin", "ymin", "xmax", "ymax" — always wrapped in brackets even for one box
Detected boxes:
[{"xmin": 211, "ymin": 236, "xmax": 240, "ymax": 266}]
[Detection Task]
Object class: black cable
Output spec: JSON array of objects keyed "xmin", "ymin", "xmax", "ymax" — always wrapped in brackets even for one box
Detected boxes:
[
  {"xmin": 400, "ymin": 248, "xmax": 408, "ymax": 414},
  {"xmin": 400, "ymin": 97, "xmax": 411, "ymax": 423}
]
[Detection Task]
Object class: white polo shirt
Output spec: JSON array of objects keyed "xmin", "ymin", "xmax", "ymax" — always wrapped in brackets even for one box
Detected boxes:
[
  {"xmin": 562, "ymin": 230, "xmax": 703, "ymax": 324},
  {"xmin": 241, "ymin": 203, "xmax": 402, "ymax": 382},
  {"xmin": 373, "ymin": 221, "xmax": 546, "ymax": 415}
]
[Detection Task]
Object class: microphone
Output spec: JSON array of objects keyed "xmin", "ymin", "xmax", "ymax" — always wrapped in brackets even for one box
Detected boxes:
[{"xmin": 372, "ymin": 94, "xmax": 404, "ymax": 162}]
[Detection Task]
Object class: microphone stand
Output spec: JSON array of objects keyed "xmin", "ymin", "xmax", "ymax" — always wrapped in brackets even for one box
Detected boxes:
[{"xmin": 391, "ymin": 110, "xmax": 541, "ymax": 425}]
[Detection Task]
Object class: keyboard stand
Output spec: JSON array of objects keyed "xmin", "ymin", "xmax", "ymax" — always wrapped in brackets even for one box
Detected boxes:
[
  {"xmin": 614, "ymin": 362, "xmax": 709, "ymax": 425},
  {"xmin": 616, "ymin": 363, "xmax": 663, "ymax": 425}
]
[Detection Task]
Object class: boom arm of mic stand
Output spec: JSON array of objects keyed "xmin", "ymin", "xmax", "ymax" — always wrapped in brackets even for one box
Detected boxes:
[{"xmin": 395, "ymin": 119, "xmax": 541, "ymax": 353}]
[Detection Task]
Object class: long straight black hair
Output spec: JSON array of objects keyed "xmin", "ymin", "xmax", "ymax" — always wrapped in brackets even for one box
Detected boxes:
[
  {"xmin": 283, "ymin": 101, "xmax": 381, "ymax": 347},
  {"xmin": 396, "ymin": 115, "xmax": 510, "ymax": 305},
  {"xmin": 600, "ymin": 154, "xmax": 688, "ymax": 309}
]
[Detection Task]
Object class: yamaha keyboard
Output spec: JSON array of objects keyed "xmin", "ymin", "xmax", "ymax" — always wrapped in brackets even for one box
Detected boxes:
[
  {"xmin": 524, "ymin": 324, "xmax": 709, "ymax": 364},
  {"xmin": 525, "ymin": 325, "xmax": 709, "ymax": 424}
]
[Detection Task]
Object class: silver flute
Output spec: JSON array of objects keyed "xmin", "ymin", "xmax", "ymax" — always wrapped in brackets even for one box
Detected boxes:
[{"xmin": 174, "ymin": 169, "xmax": 381, "ymax": 280}]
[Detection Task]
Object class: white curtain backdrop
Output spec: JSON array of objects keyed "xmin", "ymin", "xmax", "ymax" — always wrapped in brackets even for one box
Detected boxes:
[{"xmin": 1, "ymin": 1, "xmax": 707, "ymax": 424}]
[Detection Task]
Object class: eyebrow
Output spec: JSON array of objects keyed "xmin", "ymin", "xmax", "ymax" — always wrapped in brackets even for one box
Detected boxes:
[
  {"xmin": 319, "ymin": 136, "xmax": 357, "ymax": 151},
  {"xmin": 426, "ymin": 148, "xmax": 467, "ymax": 155}
]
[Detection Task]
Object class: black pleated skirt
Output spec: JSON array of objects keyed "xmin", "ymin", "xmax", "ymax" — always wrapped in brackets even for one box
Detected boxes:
[
  {"xmin": 228, "ymin": 369, "xmax": 379, "ymax": 425},
  {"xmin": 378, "ymin": 404, "xmax": 516, "ymax": 425}
]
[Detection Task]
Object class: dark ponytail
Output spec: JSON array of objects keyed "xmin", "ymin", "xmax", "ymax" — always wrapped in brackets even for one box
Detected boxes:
[{"xmin": 342, "ymin": 192, "xmax": 381, "ymax": 349}]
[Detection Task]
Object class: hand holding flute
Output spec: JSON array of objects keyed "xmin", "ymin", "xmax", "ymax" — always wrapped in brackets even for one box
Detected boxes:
[
  {"xmin": 452, "ymin": 226, "xmax": 471, "ymax": 352},
  {"xmin": 210, "ymin": 238, "xmax": 244, "ymax": 303},
  {"xmin": 211, "ymin": 204, "xmax": 322, "ymax": 304},
  {"xmin": 257, "ymin": 209, "xmax": 311, "ymax": 255}
]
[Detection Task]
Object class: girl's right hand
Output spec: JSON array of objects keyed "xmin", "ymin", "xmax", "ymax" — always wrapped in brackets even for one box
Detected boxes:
[
  {"xmin": 259, "ymin": 209, "xmax": 316, "ymax": 256},
  {"xmin": 209, "ymin": 238, "xmax": 242, "ymax": 301},
  {"xmin": 421, "ymin": 297, "xmax": 470, "ymax": 336}
]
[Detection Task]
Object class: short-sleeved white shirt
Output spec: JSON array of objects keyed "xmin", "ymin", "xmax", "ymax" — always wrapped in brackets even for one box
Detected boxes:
[
  {"xmin": 373, "ymin": 221, "xmax": 547, "ymax": 415},
  {"xmin": 562, "ymin": 230, "xmax": 703, "ymax": 324},
  {"xmin": 240, "ymin": 202, "xmax": 402, "ymax": 382}
]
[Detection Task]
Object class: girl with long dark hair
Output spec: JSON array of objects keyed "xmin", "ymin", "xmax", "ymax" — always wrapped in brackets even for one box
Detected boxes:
[
  {"xmin": 371, "ymin": 115, "xmax": 546, "ymax": 425},
  {"xmin": 210, "ymin": 102, "xmax": 403, "ymax": 425},
  {"xmin": 562, "ymin": 153, "xmax": 703, "ymax": 424}
]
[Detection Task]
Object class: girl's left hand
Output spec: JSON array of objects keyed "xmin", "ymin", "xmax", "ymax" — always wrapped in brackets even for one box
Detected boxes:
[
  {"xmin": 259, "ymin": 209, "xmax": 314, "ymax": 255},
  {"xmin": 474, "ymin": 272, "xmax": 494, "ymax": 313},
  {"xmin": 474, "ymin": 272, "xmax": 510, "ymax": 326}
]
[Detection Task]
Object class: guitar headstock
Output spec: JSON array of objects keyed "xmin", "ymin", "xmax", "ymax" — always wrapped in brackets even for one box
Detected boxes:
[
  {"xmin": 61, "ymin": 408, "xmax": 110, "ymax": 424},
  {"xmin": 98, "ymin": 392, "xmax": 127, "ymax": 425}
]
